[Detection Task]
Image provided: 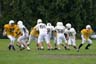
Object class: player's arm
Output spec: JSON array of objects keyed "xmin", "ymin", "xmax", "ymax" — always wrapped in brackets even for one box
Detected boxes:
[
  {"xmin": 3, "ymin": 25, "xmax": 7, "ymax": 36},
  {"xmin": 34, "ymin": 24, "xmax": 39, "ymax": 31},
  {"xmin": 3, "ymin": 29, "xmax": 6, "ymax": 36}
]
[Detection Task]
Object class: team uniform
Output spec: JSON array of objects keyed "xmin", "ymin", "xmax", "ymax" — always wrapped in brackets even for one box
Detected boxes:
[
  {"xmin": 27, "ymin": 26, "xmax": 39, "ymax": 45},
  {"xmin": 54, "ymin": 22, "xmax": 66, "ymax": 49},
  {"xmin": 17, "ymin": 21, "xmax": 30, "ymax": 50},
  {"xmin": 35, "ymin": 19, "xmax": 52, "ymax": 50},
  {"xmin": 81, "ymin": 29, "xmax": 93, "ymax": 44},
  {"xmin": 64, "ymin": 28, "xmax": 77, "ymax": 49},
  {"xmin": 3, "ymin": 20, "xmax": 17, "ymax": 50},
  {"xmin": 77, "ymin": 25, "xmax": 93, "ymax": 52},
  {"xmin": 4, "ymin": 24, "xmax": 17, "ymax": 40},
  {"xmin": 14, "ymin": 26, "xmax": 22, "ymax": 38},
  {"xmin": 46, "ymin": 23, "xmax": 54, "ymax": 43}
]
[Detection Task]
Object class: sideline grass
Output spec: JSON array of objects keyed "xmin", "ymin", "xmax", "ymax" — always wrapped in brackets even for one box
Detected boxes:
[{"xmin": 0, "ymin": 39, "xmax": 96, "ymax": 64}]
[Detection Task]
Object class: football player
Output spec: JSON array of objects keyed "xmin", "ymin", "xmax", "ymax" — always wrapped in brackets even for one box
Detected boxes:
[
  {"xmin": 46, "ymin": 23, "xmax": 54, "ymax": 44},
  {"xmin": 14, "ymin": 25, "xmax": 22, "ymax": 48},
  {"xmin": 64, "ymin": 23, "xmax": 72, "ymax": 50},
  {"xmin": 27, "ymin": 27, "xmax": 39, "ymax": 46},
  {"xmin": 65, "ymin": 23, "xmax": 77, "ymax": 50},
  {"xmin": 77, "ymin": 25, "xmax": 93, "ymax": 52},
  {"xmin": 54, "ymin": 22, "xmax": 66, "ymax": 50},
  {"xmin": 17, "ymin": 21, "xmax": 30, "ymax": 51},
  {"xmin": 3, "ymin": 20, "xmax": 17, "ymax": 50},
  {"xmin": 35, "ymin": 19, "xmax": 52, "ymax": 50}
]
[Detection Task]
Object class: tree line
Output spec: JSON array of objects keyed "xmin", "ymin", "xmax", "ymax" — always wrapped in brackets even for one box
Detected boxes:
[{"xmin": 0, "ymin": 0, "xmax": 96, "ymax": 38}]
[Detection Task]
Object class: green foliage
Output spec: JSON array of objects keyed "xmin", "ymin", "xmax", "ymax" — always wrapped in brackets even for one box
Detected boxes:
[{"xmin": 0, "ymin": 0, "xmax": 96, "ymax": 35}]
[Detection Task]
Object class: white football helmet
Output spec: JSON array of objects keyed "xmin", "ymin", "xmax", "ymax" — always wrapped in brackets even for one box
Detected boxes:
[
  {"xmin": 37, "ymin": 19, "xmax": 42, "ymax": 24},
  {"xmin": 56, "ymin": 22, "xmax": 63, "ymax": 26},
  {"xmin": 66, "ymin": 23, "xmax": 71, "ymax": 29},
  {"xmin": 47, "ymin": 23, "xmax": 51, "ymax": 26},
  {"xmin": 17, "ymin": 20, "xmax": 23, "ymax": 26},
  {"xmin": 86, "ymin": 25, "xmax": 91, "ymax": 29},
  {"xmin": 70, "ymin": 28, "xmax": 75, "ymax": 33},
  {"xmin": 9, "ymin": 20, "xmax": 15, "ymax": 25}
]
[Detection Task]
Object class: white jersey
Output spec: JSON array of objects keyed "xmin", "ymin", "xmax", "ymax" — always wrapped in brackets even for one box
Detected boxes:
[
  {"xmin": 65, "ymin": 28, "xmax": 76, "ymax": 46},
  {"xmin": 55, "ymin": 26, "xmax": 65, "ymax": 34},
  {"xmin": 17, "ymin": 24, "xmax": 29, "ymax": 43},
  {"xmin": 55, "ymin": 25, "xmax": 66, "ymax": 45},
  {"xmin": 65, "ymin": 28, "xmax": 76, "ymax": 38},
  {"xmin": 47, "ymin": 25, "xmax": 54, "ymax": 35},
  {"xmin": 35, "ymin": 23, "xmax": 47, "ymax": 34},
  {"xmin": 35, "ymin": 23, "xmax": 50, "ymax": 43},
  {"xmin": 18, "ymin": 25, "xmax": 29, "ymax": 37}
]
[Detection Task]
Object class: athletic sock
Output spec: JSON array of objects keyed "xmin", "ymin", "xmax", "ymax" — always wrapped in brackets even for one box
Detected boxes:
[
  {"xmin": 85, "ymin": 44, "xmax": 91, "ymax": 49},
  {"xmin": 78, "ymin": 44, "xmax": 83, "ymax": 49},
  {"xmin": 8, "ymin": 45, "xmax": 12, "ymax": 50},
  {"xmin": 73, "ymin": 46, "xmax": 77, "ymax": 49}
]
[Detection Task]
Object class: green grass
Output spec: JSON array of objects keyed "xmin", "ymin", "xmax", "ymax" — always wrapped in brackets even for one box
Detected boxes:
[{"xmin": 0, "ymin": 39, "xmax": 96, "ymax": 64}]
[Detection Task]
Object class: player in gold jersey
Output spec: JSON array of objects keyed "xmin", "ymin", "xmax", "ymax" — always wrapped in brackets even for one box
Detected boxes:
[
  {"xmin": 3, "ymin": 20, "xmax": 17, "ymax": 50},
  {"xmin": 14, "ymin": 25, "xmax": 22, "ymax": 47},
  {"xmin": 27, "ymin": 26, "xmax": 39, "ymax": 47},
  {"xmin": 77, "ymin": 25, "xmax": 93, "ymax": 52},
  {"xmin": 14, "ymin": 26, "xmax": 22, "ymax": 38}
]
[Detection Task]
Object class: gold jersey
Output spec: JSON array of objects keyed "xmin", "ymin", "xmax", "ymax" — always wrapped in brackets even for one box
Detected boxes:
[
  {"xmin": 14, "ymin": 26, "xmax": 22, "ymax": 38},
  {"xmin": 30, "ymin": 27, "xmax": 39, "ymax": 38},
  {"xmin": 81, "ymin": 29, "xmax": 93, "ymax": 40},
  {"xmin": 4, "ymin": 24, "xmax": 17, "ymax": 36}
]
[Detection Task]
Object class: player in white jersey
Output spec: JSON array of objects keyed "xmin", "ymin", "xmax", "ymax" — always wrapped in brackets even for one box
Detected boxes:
[
  {"xmin": 35, "ymin": 19, "xmax": 52, "ymax": 50},
  {"xmin": 65, "ymin": 23, "xmax": 77, "ymax": 50},
  {"xmin": 46, "ymin": 23, "xmax": 54, "ymax": 42},
  {"xmin": 54, "ymin": 22, "xmax": 66, "ymax": 50},
  {"xmin": 17, "ymin": 21, "xmax": 30, "ymax": 51}
]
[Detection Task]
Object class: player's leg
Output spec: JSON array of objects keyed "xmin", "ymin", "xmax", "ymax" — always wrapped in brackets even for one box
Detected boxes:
[
  {"xmin": 21, "ymin": 39, "xmax": 30, "ymax": 51},
  {"xmin": 56, "ymin": 36, "xmax": 62, "ymax": 50},
  {"xmin": 85, "ymin": 39, "xmax": 92, "ymax": 49},
  {"xmin": 67, "ymin": 38, "xmax": 71, "ymax": 50},
  {"xmin": 45, "ymin": 34, "xmax": 52, "ymax": 50},
  {"xmin": 77, "ymin": 35, "xmax": 86, "ymax": 51},
  {"xmin": 60, "ymin": 36, "xmax": 66, "ymax": 49},
  {"xmin": 17, "ymin": 36, "xmax": 24, "ymax": 47},
  {"xmin": 72, "ymin": 38, "xmax": 77, "ymax": 49},
  {"xmin": 53, "ymin": 36, "xmax": 57, "ymax": 49},
  {"xmin": 37, "ymin": 34, "xmax": 44, "ymax": 50},
  {"xmin": 7, "ymin": 35, "xmax": 16, "ymax": 50},
  {"xmin": 17, "ymin": 36, "xmax": 23, "ymax": 48},
  {"xmin": 18, "ymin": 35, "xmax": 30, "ymax": 51},
  {"xmin": 27, "ymin": 35, "xmax": 33, "ymax": 45},
  {"xmin": 11, "ymin": 37, "xmax": 16, "ymax": 50},
  {"xmin": 64, "ymin": 34, "xmax": 70, "ymax": 50},
  {"xmin": 34, "ymin": 37, "xmax": 39, "ymax": 49},
  {"xmin": 23, "ymin": 34, "xmax": 30, "ymax": 50}
]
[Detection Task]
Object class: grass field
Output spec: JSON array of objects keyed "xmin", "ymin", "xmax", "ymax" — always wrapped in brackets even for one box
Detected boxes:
[{"xmin": 0, "ymin": 39, "xmax": 96, "ymax": 64}]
